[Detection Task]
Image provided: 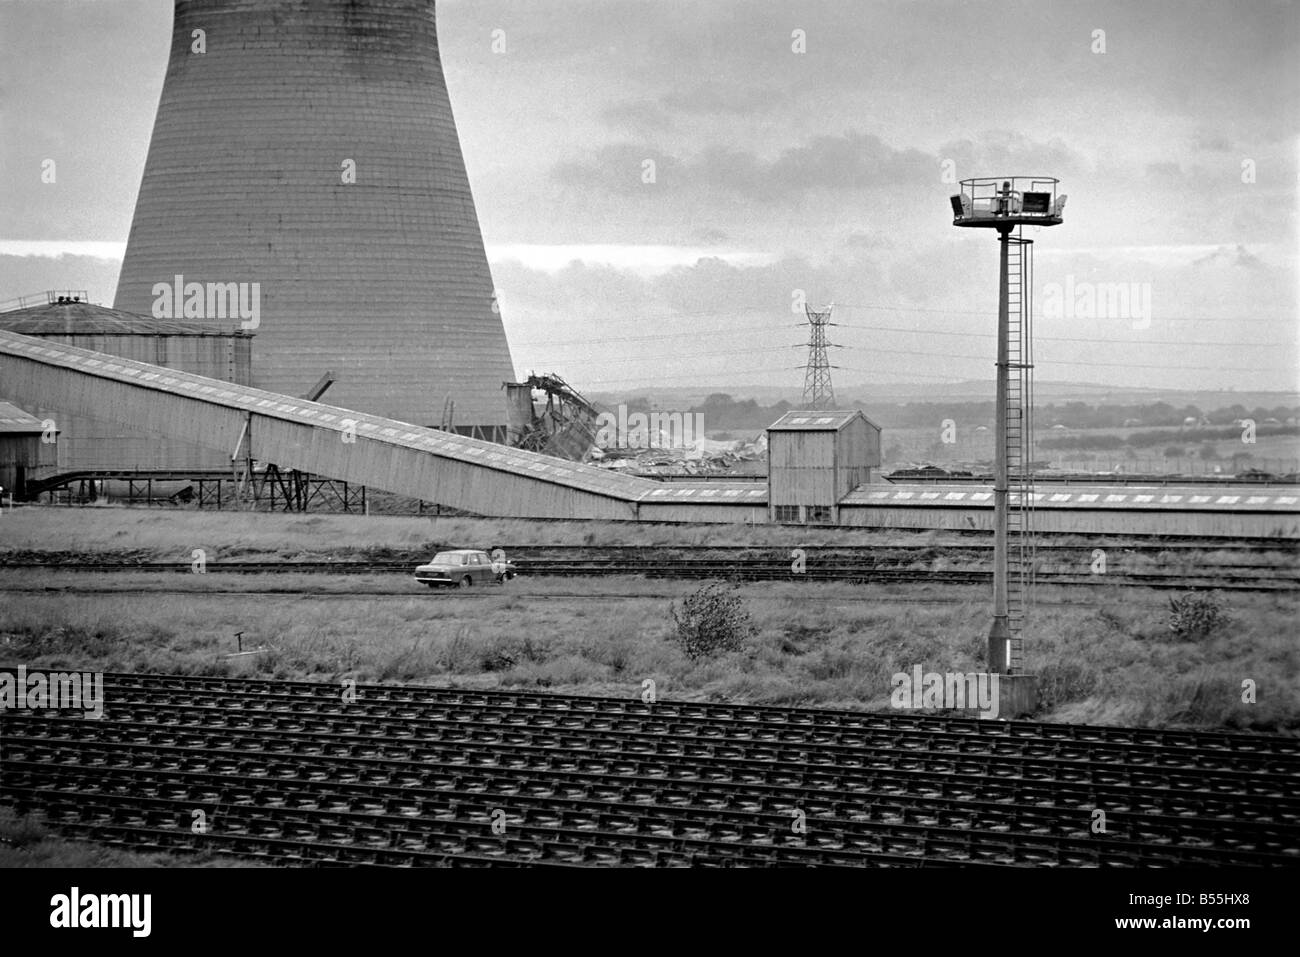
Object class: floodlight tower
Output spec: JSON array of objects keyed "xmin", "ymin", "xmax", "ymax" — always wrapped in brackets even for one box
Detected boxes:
[{"xmin": 950, "ymin": 177, "xmax": 1066, "ymax": 676}]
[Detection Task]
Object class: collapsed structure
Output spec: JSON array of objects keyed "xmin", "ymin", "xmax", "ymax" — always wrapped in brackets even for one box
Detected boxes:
[{"xmin": 503, "ymin": 373, "xmax": 600, "ymax": 460}]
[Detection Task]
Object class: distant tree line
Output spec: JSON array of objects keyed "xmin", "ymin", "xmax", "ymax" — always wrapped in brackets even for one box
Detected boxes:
[
  {"xmin": 605, "ymin": 393, "xmax": 1299, "ymax": 436},
  {"xmin": 1040, "ymin": 423, "xmax": 1299, "ymax": 451},
  {"xmin": 1034, "ymin": 401, "xmax": 1297, "ymax": 431}
]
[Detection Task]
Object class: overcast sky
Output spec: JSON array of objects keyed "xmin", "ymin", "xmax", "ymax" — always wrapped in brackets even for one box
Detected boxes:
[{"xmin": 2, "ymin": 0, "xmax": 1297, "ymax": 393}]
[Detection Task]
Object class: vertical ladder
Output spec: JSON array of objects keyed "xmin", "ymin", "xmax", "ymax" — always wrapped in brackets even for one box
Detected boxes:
[{"xmin": 1004, "ymin": 233, "xmax": 1035, "ymax": 672}]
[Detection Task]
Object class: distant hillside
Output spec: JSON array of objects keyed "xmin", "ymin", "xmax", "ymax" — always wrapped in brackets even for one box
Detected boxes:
[
  {"xmin": 582, "ymin": 391, "xmax": 1299, "ymax": 435},
  {"xmin": 589, "ymin": 382, "xmax": 1300, "ymax": 411}
]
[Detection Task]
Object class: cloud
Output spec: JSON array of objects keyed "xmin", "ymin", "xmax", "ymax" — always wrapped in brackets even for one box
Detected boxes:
[
  {"xmin": 599, "ymin": 83, "xmax": 793, "ymax": 132},
  {"xmin": 1145, "ymin": 161, "xmax": 1183, "ymax": 181},
  {"xmin": 488, "ymin": 243, "xmax": 776, "ymax": 277},
  {"xmin": 0, "ymin": 251, "xmax": 124, "ymax": 307},
  {"xmin": 937, "ymin": 131, "xmax": 1088, "ymax": 181},
  {"xmin": 554, "ymin": 129, "xmax": 1088, "ymax": 205},
  {"xmin": 553, "ymin": 130, "xmax": 936, "ymax": 200},
  {"xmin": 1038, "ymin": 243, "xmax": 1278, "ymax": 270},
  {"xmin": 1192, "ymin": 130, "xmax": 1234, "ymax": 152},
  {"xmin": 846, "ymin": 230, "xmax": 891, "ymax": 249},
  {"xmin": 688, "ymin": 227, "xmax": 731, "ymax": 245},
  {"xmin": 764, "ymin": 132, "xmax": 934, "ymax": 192},
  {"xmin": 0, "ymin": 240, "xmax": 126, "ymax": 260},
  {"xmin": 599, "ymin": 99, "xmax": 675, "ymax": 131},
  {"xmin": 1192, "ymin": 244, "xmax": 1265, "ymax": 270},
  {"xmin": 552, "ymin": 143, "xmax": 676, "ymax": 195},
  {"xmin": 660, "ymin": 84, "xmax": 789, "ymax": 116}
]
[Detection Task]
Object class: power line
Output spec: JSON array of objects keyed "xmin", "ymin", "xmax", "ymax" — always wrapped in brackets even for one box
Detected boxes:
[
  {"xmin": 578, "ymin": 366, "xmax": 812, "ymax": 387},
  {"xmin": 833, "ymin": 323, "xmax": 1292, "ymax": 348},
  {"xmin": 832, "ymin": 342, "xmax": 1286, "ymax": 374},
  {"xmin": 516, "ymin": 322, "xmax": 1293, "ymax": 351},
  {"xmin": 513, "ymin": 312, "xmax": 1295, "ymax": 350},
  {"xmin": 525, "ymin": 336, "xmax": 1289, "ymax": 373},
  {"xmin": 512, "ymin": 324, "xmax": 794, "ymax": 349},
  {"xmin": 525, "ymin": 344, "xmax": 794, "ymax": 365},
  {"xmin": 835, "ymin": 303, "xmax": 1297, "ymax": 325},
  {"xmin": 506, "ymin": 298, "xmax": 1296, "ymax": 331}
]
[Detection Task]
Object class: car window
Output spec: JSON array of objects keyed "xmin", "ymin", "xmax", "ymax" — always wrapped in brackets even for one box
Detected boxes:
[{"xmin": 431, "ymin": 552, "xmax": 460, "ymax": 564}]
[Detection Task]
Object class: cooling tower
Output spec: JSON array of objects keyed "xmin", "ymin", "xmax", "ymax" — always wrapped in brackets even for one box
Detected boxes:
[{"xmin": 115, "ymin": 0, "xmax": 515, "ymax": 435}]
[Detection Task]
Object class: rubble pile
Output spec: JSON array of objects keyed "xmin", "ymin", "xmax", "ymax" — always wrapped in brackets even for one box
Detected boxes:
[{"xmin": 588, "ymin": 432, "xmax": 767, "ymax": 476}]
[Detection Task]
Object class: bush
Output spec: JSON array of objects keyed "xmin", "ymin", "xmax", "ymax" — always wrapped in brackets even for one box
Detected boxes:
[
  {"xmin": 0, "ymin": 807, "xmax": 49, "ymax": 848},
  {"xmin": 1168, "ymin": 592, "xmax": 1228, "ymax": 641},
  {"xmin": 1035, "ymin": 660, "xmax": 1098, "ymax": 711},
  {"xmin": 669, "ymin": 582, "xmax": 757, "ymax": 661}
]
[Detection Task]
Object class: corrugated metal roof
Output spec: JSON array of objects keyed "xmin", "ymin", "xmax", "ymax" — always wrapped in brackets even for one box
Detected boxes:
[
  {"xmin": 840, "ymin": 483, "xmax": 1300, "ymax": 511},
  {"xmin": 768, "ymin": 410, "xmax": 881, "ymax": 432},
  {"xmin": 639, "ymin": 483, "xmax": 768, "ymax": 502},
  {"xmin": 0, "ymin": 400, "xmax": 47, "ymax": 434},
  {"xmin": 0, "ymin": 301, "xmax": 247, "ymax": 337}
]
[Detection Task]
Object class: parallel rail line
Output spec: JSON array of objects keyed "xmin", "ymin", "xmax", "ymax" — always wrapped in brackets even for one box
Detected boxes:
[
  {"xmin": 2, "ymin": 558, "xmax": 1294, "ymax": 591},
  {"xmin": 7, "ymin": 543, "xmax": 1296, "ymax": 561},
  {"xmin": 0, "ymin": 585, "xmax": 1190, "ymax": 608},
  {"xmin": 2, "ymin": 673, "xmax": 1297, "ymax": 867}
]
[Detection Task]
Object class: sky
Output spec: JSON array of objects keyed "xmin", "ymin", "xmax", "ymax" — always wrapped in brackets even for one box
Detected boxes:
[{"xmin": 1, "ymin": 0, "xmax": 1298, "ymax": 394}]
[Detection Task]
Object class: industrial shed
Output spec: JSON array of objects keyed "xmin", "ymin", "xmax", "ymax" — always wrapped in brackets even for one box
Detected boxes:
[
  {"xmin": 767, "ymin": 411, "xmax": 882, "ymax": 524},
  {"xmin": 0, "ymin": 401, "xmax": 57, "ymax": 498},
  {"xmin": 635, "ymin": 484, "xmax": 769, "ymax": 525},
  {"xmin": 0, "ymin": 296, "xmax": 251, "ymax": 472},
  {"xmin": 838, "ymin": 484, "xmax": 1300, "ymax": 538},
  {"xmin": 2, "ymin": 330, "xmax": 1293, "ymax": 538}
]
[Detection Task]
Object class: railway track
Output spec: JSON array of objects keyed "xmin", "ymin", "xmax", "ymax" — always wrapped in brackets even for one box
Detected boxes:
[
  {"xmin": 0, "ymin": 586, "xmax": 1196, "ymax": 608},
  {"xmin": 2, "ymin": 673, "xmax": 1297, "ymax": 867},
  {"xmin": 3, "ymin": 554, "xmax": 1296, "ymax": 591},
  {"xmin": 0, "ymin": 581, "xmax": 1200, "ymax": 609}
]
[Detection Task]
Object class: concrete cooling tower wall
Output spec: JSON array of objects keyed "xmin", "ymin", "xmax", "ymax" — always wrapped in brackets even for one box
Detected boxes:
[{"xmin": 114, "ymin": 0, "xmax": 516, "ymax": 435}]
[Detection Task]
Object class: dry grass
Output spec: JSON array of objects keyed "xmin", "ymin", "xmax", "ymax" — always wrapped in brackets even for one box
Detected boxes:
[
  {"xmin": 0, "ymin": 504, "xmax": 969, "ymax": 561},
  {"xmin": 2, "ymin": 569, "xmax": 1295, "ymax": 731},
  {"xmin": 3, "ymin": 508, "xmax": 1294, "ymax": 731}
]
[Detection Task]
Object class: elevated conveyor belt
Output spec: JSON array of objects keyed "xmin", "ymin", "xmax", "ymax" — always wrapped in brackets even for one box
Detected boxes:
[
  {"xmin": 5, "ymin": 330, "xmax": 1294, "ymax": 534},
  {"xmin": 0, "ymin": 330, "xmax": 663, "ymax": 519}
]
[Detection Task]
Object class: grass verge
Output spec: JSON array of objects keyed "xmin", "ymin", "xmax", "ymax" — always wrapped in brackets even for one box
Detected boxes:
[{"xmin": 2, "ymin": 570, "xmax": 1294, "ymax": 730}]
